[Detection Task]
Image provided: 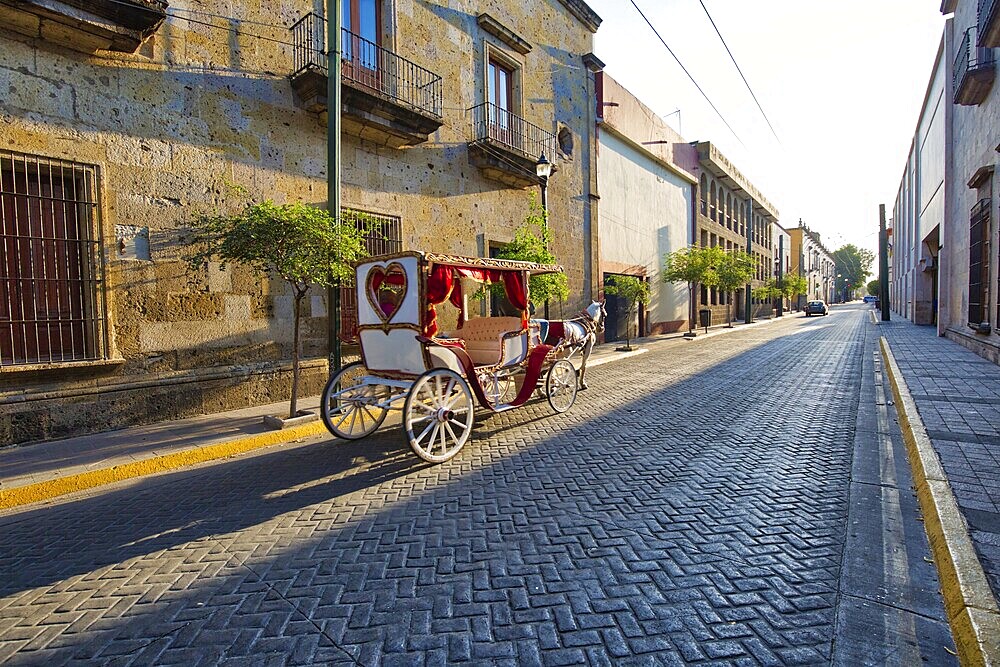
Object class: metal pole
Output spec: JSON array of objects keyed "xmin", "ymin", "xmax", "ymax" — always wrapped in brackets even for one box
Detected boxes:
[
  {"xmin": 327, "ymin": 0, "xmax": 343, "ymax": 375},
  {"xmin": 541, "ymin": 177, "xmax": 549, "ymax": 319},
  {"xmin": 744, "ymin": 198, "xmax": 752, "ymax": 324},
  {"xmin": 776, "ymin": 233, "xmax": 784, "ymax": 317},
  {"xmin": 879, "ymin": 204, "xmax": 890, "ymax": 321}
]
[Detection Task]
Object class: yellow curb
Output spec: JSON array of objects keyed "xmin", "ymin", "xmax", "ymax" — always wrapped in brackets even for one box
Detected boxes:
[
  {"xmin": 880, "ymin": 337, "xmax": 1000, "ymax": 667},
  {"xmin": 0, "ymin": 420, "xmax": 329, "ymax": 512}
]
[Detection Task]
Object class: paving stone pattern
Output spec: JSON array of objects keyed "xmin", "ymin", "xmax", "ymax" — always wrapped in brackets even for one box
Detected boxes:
[
  {"xmin": 881, "ymin": 320, "xmax": 1000, "ymax": 601},
  {"xmin": 0, "ymin": 311, "xmax": 869, "ymax": 665}
]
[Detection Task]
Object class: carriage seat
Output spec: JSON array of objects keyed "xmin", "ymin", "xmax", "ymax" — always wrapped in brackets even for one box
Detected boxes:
[{"xmin": 452, "ymin": 316, "xmax": 526, "ymax": 366}]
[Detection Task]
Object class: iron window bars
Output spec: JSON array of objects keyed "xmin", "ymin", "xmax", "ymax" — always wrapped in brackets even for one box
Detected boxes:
[
  {"xmin": 968, "ymin": 197, "xmax": 990, "ymax": 328},
  {"xmin": 0, "ymin": 150, "xmax": 108, "ymax": 366}
]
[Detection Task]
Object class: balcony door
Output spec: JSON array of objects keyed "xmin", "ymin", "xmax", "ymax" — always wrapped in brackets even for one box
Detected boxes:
[
  {"xmin": 487, "ymin": 58, "xmax": 517, "ymax": 150},
  {"xmin": 342, "ymin": 0, "xmax": 381, "ymax": 90}
]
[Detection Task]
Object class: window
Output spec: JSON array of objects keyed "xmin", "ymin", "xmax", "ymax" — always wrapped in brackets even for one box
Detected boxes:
[
  {"xmin": 485, "ymin": 54, "xmax": 521, "ymax": 151},
  {"xmin": 710, "ymin": 183, "xmax": 717, "ymax": 221},
  {"xmin": 343, "ymin": 0, "xmax": 379, "ymax": 45},
  {"xmin": 341, "ymin": 0, "xmax": 382, "ymax": 85},
  {"xmin": 1, "ymin": 151, "xmax": 107, "ymax": 366},
  {"xmin": 699, "ymin": 174, "xmax": 707, "ymax": 216},
  {"xmin": 968, "ymin": 197, "xmax": 990, "ymax": 327},
  {"xmin": 339, "ymin": 208, "xmax": 402, "ymax": 342}
]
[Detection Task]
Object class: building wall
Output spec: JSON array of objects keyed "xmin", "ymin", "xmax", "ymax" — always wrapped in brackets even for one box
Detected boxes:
[
  {"xmin": 0, "ymin": 0, "xmax": 601, "ymax": 444},
  {"xmin": 788, "ymin": 226, "xmax": 836, "ymax": 306},
  {"xmin": 891, "ymin": 35, "xmax": 946, "ymax": 325},
  {"xmin": 693, "ymin": 142, "xmax": 778, "ymax": 325},
  {"xmin": 596, "ymin": 75, "xmax": 695, "ymax": 335},
  {"xmin": 940, "ymin": 3, "xmax": 1000, "ymax": 362}
]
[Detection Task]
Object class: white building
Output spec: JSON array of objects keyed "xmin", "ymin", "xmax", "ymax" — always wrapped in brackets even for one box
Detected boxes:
[
  {"xmin": 890, "ymin": 35, "xmax": 946, "ymax": 325},
  {"xmin": 595, "ymin": 74, "xmax": 697, "ymax": 339}
]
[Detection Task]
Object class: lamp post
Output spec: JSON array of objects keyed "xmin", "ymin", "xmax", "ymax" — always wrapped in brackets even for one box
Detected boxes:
[
  {"xmin": 326, "ymin": 0, "xmax": 343, "ymax": 376},
  {"xmin": 836, "ymin": 273, "xmax": 842, "ymax": 303},
  {"xmin": 536, "ymin": 154, "xmax": 553, "ymax": 318}
]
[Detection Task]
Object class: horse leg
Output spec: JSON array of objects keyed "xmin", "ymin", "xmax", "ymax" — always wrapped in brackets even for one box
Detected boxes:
[{"xmin": 579, "ymin": 334, "xmax": 594, "ymax": 389}]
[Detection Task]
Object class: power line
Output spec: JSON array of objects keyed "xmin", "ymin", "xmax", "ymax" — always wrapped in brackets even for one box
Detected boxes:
[
  {"xmin": 628, "ymin": 0, "xmax": 744, "ymax": 147},
  {"xmin": 697, "ymin": 0, "xmax": 781, "ymax": 146}
]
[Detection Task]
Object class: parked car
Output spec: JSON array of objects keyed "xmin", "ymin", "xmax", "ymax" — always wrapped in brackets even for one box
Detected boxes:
[
  {"xmin": 863, "ymin": 295, "xmax": 876, "ymax": 303},
  {"xmin": 805, "ymin": 300, "xmax": 828, "ymax": 316}
]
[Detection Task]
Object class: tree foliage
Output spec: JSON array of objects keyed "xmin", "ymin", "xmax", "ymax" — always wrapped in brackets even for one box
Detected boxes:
[
  {"xmin": 781, "ymin": 273, "xmax": 808, "ymax": 299},
  {"xmin": 753, "ymin": 279, "xmax": 782, "ymax": 302},
  {"xmin": 867, "ymin": 279, "xmax": 880, "ymax": 296},
  {"xmin": 832, "ymin": 244, "xmax": 875, "ymax": 291},
  {"xmin": 662, "ymin": 245, "xmax": 724, "ymax": 287},
  {"xmin": 715, "ymin": 251, "xmax": 756, "ymax": 293},
  {"xmin": 185, "ymin": 200, "xmax": 371, "ymax": 419},
  {"xmin": 494, "ymin": 195, "xmax": 569, "ymax": 305}
]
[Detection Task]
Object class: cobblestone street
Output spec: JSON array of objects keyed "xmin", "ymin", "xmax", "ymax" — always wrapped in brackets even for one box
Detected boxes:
[{"xmin": 0, "ymin": 305, "xmax": 956, "ymax": 665}]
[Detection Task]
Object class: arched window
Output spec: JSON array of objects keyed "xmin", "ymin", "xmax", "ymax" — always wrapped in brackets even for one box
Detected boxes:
[
  {"xmin": 699, "ymin": 174, "xmax": 707, "ymax": 216},
  {"xmin": 710, "ymin": 183, "xmax": 717, "ymax": 221}
]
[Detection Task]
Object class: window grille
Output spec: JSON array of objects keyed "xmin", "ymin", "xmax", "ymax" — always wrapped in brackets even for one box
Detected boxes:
[
  {"xmin": 968, "ymin": 198, "xmax": 990, "ymax": 327},
  {"xmin": 1, "ymin": 151, "xmax": 108, "ymax": 366},
  {"xmin": 339, "ymin": 209, "xmax": 402, "ymax": 342}
]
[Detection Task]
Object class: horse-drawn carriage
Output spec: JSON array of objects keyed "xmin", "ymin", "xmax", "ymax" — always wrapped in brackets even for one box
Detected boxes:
[{"xmin": 320, "ymin": 251, "xmax": 605, "ymax": 463}]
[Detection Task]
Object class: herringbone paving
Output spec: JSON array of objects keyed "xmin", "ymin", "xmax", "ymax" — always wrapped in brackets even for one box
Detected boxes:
[{"xmin": 0, "ymin": 308, "xmax": 893, "ymax": 664}]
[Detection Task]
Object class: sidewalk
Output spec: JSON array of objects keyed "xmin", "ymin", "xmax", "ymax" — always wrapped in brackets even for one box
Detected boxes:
[
  {"xmin": 878, "ymin": 316, "xmax": 1000, "ymax": 662},
  {"xmin": 0, "ymin": 315, "xmax": 784, "ymax": 511}
]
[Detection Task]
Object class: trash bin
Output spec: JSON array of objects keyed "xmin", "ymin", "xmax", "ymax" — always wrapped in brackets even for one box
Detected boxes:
[{"xmin": 699, "ymin": 308, "xmax": 711, "ymax": 330}]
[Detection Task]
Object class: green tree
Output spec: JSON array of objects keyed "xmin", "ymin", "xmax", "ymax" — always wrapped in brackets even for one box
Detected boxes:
[
  {"xmin": 832, "ymin": 244, "xmax": 876, "ymax": 295},
  {"xmin": 186, "ymin": 201, "xmax": 370, "ymax": 420},
  {"xmin": 867, "ymin": 279, "xmax": 880, "ymax": 296},
  {"xmin": 604, "ymin": 275, "xmax": 651, "ymax": 351},
  {"xmin": 662, "ymin": 245, "xmax": 723, "ymax": 334},
  {"xmin": 753, "ymin": 279, "xmax": 782, "ymax": 304},
  {"xmin": 715, "ymin": 251, "xmax": 756, "ymax": 327},
  {"xmin": 781, "ymin": 273, "xmax": 808, "ymax": 310},
  {"xmin": 494, "ymin": 195, "xmax": 569, "ymax": 307}
]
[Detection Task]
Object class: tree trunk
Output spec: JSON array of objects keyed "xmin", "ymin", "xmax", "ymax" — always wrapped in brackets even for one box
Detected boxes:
[
  {"xmin": 726, "ymin": 296, "xmax": 732, "ymax": 328},
  {"xmin": 289, "ymin": 291, "xmax": 304, "ymax": 419},
  {"xmin": 688, "ymin": 283, "xmax": 696, "ymax": 333}
]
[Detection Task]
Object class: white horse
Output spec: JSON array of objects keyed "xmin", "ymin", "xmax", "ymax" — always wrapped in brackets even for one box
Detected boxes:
[{"xmin": 534, "ymin": 301, "xmax": 606, "ymax": 390}]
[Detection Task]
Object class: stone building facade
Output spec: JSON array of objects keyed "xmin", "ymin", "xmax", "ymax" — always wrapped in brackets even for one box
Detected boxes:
[
  {"xmin": 788, "ymin": 223, "xmax": 836, "ymax": 307},
  {"xmin": 693, "ymin": 141, "xmax": 779, "ymax": 325},
  {"xmin": 938, "ymin": 0, "xmax": 1000, "ymax": 362},
  {"xmin": 0, "ymin": 0, "xmax": 602, "ymax": 445},
  {"xmin": 595, "ymin": 74, "xmax": 697, "ymax": 339}
]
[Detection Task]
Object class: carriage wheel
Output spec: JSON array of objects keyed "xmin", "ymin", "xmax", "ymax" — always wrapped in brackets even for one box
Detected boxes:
[
  {"xmin": 545, "ymin": 360, "xmax": 578, "ymax": 413},
  {"xmin": 321, "ymin": 362, "xmax": 389, "ymax": 440},
  {"xmin": 403, "ymin": 368, "xmax": 475, "ymax": 463},
  {"xmin": 479, "ymin": 370, "xmax": 517, "ymax": 406}
]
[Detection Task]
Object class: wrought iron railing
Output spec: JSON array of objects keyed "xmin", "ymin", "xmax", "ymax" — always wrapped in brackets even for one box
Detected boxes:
[
  {"xmin": 980, "ymin": 0, "xmax": 998, "ymax": 46},
  {"xmin": 954, "ymin": 26, "xmax": 996, "ymax": 89},
  {"xmin": 968, "ymin": 197, "xmax": 990, "ymax": 326},
  {"xmin": 469, "ymin": 102, "xmax": 556, "ymax": 162},
  {"xmin": 290, "ymin": 13, "xmax": 443, "ymax": 118},
  {"xmin": 0, "ymin": 150, "xmax": 108, "ymax": 366}
]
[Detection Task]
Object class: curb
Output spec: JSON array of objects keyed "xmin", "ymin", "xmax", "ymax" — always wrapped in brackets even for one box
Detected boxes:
[
  {"xmin": 0, "ymin": 421, "xmax": 329, "ymax": 512},
  {"xmin": 880, "ymin": 337, "xmax": 1000, "ymax": 666}
]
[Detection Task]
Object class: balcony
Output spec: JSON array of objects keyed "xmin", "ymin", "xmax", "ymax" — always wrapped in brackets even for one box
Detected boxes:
[
  {"xmin": 954, "ymin": 26, "xmax": 996, "ymax": 105},
  {"xmin": 289, "ymin": 13, "xmax": 443, "ymax": 149},
  {"xmin": 467, "ymin": 103, "xmax": 557, "ymax": 188},
  {"xmin": 0, "ymin": 0, "xmax": 166, "ymax": 53},
  {"xmin": 981, "ymin": 0, "xmax": 1000, "ymax": 47}
]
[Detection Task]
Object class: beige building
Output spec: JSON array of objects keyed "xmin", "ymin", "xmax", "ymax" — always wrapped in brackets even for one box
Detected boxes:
[
  {"xmin": 788, "ymin": 222, "xmax": 836, "ymax": 307},
  {"xmin": 595, "ymin": 74, "xmax": 697, "ymax": 338},
  {"xmin": 0, "ymin": 0, "xmax": 602, "ymax": 445},
  {"xmin": 693, "ymin": 141, "xmax": 779, "ymax": 324}
]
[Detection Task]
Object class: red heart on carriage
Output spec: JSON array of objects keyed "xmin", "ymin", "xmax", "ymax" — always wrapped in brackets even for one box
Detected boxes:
[{"xmin": 366, "ymin": 262, "xmax": 408, "ymax": 324}]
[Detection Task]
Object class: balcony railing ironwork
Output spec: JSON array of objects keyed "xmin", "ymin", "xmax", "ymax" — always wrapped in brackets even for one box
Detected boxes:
[
  {"xmin": 290, "ymin": 13, "xmax": 442, "ymax": 119},
  {"xmin": 954, "ymin": 26, "xmax": 996, "ymax": 101},
  {"xmin": 469, "ymin": 102, "xmax": 556, "ymax": 163},
  {"xmin": 980, "ymin": 0, "xmax": 998, "ymax": 46}
]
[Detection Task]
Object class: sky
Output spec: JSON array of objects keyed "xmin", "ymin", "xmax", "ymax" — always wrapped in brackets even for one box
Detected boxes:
[{"xmin": 586, "ymin": 0, "xmax": 947, "ymax": 257}]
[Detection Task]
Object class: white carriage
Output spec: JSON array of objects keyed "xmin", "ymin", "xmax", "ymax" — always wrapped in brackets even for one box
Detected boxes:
[{"xmin": 319, "ymin": 251, "xmax": 584, "ymax": 463}]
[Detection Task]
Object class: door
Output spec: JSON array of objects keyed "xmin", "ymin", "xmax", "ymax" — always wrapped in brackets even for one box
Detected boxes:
[
  {"xmin": 342, "ymin": 0, "xmax": 380, "ymax": 90},
  {"xmin": 487, "ymin": 59, "xmax": 516, "ymax": 150}
]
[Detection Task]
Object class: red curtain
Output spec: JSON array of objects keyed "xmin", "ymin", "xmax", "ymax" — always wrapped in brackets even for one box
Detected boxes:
[
  {"xmin": 503, "ymin": 271, "xmax": 530, "ymax": 327},
  {"xmin": 424, "ymin": 264, "xmax": 455, "ymax": 336}
]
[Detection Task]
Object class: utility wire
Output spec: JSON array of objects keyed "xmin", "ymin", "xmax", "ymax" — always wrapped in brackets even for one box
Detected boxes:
[
  {"xmin": 697, "ymin": 0, "xmax": 781, "ymax": 146},
  {"xmin": 628, "ymin": 0, "xmax": 744, "ymax": 147}
]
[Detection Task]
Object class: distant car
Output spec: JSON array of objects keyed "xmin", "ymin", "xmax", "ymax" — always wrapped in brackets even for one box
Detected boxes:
[
  {"xmin": 863, "ymin": 295, "xmax": 876, "ymax": 303},
  {"xmin": 805, "ymin": 300, "xmax": 828, "ymax": 316}
]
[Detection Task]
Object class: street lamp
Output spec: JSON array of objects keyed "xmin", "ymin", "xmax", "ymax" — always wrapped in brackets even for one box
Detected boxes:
[
  {"xmin": 836, "ymin": 274, "xmax": 842, "ymax": 303},
  {"xmin": 535, "ymin": 154, "xmax": 552, "ymax": 229},
  {"xmin": 536, "ymin": 154, "xmax": 553, "ymax": 318}
]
